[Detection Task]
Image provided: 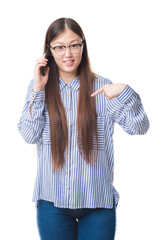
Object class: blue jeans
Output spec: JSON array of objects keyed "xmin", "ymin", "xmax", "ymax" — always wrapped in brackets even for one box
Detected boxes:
[{"xmin": 36, "ymin": 199, "xmax": 116, "ymax": 240}]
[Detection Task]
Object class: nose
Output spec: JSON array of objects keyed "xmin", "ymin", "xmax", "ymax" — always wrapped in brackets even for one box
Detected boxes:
[{"xmin": 64, "ymin": 46, "xmax": 72, "ymax": 57}]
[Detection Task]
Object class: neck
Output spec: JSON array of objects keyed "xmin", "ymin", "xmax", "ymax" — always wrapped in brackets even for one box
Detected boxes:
[{"xmin": 59, "ymin": 71, "xmax": 78, "ymax": 84}]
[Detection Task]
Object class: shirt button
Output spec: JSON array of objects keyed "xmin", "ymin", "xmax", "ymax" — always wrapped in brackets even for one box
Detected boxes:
[
  {"xmin": 67, "ymin": 93, "xmax": 69, "ymax": 96},
  {"xmin": 66, "ymin": 172, "xmax": 68, "ymax": 174},
  {"xmin": 65, "ymin": 187, "xmax": 68, "ymax": 190},
  {"xmin": 66, "ymin": 155, "xmax": 69, "ymax": 159},
  {"xmin": 67, "ymin": 124, "xmax": 69, "ymax": 127},
  {"xmin": 68, "ymin": 108, "xmax": 70, "ymax": 111}
]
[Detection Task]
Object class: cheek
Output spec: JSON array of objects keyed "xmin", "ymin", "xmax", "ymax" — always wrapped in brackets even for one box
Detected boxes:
[
  {"xmin": 76, "ymin": 55, "xmax": 82, "ymax": 65},
  {"xmin": 53, "ymin": 56, "xmax": 63, "ymax": 67}
]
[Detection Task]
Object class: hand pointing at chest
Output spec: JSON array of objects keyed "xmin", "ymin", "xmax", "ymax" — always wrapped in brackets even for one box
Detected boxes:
[{"xmin": 91, "ymin": 83, "xmax": 127, "ymax": 100}]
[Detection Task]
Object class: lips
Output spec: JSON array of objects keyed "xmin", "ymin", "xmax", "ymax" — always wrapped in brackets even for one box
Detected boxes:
[{"xmin": 64, "ymin": 60, "xmax": 74, "ymax": 66}]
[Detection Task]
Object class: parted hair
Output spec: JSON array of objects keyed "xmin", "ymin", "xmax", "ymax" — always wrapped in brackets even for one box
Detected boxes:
[{"xmin": 44, "ymin": 18, "xmax": 98, "ymax": 172}]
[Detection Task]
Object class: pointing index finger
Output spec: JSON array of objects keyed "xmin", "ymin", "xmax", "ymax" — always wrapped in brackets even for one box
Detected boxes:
[{"xmin": 91, "ymin": 86, "xmax": 104, "ymax": 97}]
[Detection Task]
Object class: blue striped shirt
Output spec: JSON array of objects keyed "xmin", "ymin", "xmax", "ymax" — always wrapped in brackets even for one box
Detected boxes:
[{"xmin": 18, "ymin": 76, "xmax": 149, "ymax": 209}]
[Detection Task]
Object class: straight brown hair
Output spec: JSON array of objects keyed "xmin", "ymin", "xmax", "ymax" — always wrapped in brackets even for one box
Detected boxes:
[{"xmin": 44, "ymin": 18, "xmax": 98, "ymax": 172}]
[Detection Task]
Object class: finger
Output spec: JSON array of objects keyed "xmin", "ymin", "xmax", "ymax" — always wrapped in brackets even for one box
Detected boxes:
[
  {"xmin": 45, "ymin": 66, "xmax": 50, "ymax": 75},
  {"xmin": 35, "ymin": 63, "xmax": 47, "ymax": 74},
  {"xmin": 36, "ymin": 60, "xmax": 48, "ymax": 69},
  {"xmin": 91, "ymin": 86, "xmax": 104, "ymax": 97},
  {"xmin": 40, "ymin": 57, "xmax": 48, "ymax": 62},
  {"xmin": 36, "ymin": 59, "xmax": 48, "ymax": 66},
  {"xmin": 43, "ymin": 52, "xmax": 50, "ymax": 60},
  {"xmin": 38, "ymin": 62, "xmax": 47, "ymax": 68}
]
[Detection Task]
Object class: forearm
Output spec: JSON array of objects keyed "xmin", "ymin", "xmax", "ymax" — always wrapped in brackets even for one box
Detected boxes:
[{"xmin": 18, "ymin": 83, "xmax": 45, "ymax": 143}]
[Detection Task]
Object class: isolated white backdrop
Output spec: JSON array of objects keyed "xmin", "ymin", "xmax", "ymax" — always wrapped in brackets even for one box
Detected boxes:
[{"xmin": 0, "ymin": 0, "xmax": 167, "ymax": 239}]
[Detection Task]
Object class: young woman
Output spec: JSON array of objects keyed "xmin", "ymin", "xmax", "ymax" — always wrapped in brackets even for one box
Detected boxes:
[{"xmin": 18, "ymin": 17, "xmax": 149, "ymax": 240}]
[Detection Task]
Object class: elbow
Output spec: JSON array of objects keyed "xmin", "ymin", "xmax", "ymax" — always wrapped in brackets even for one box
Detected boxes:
[
  {"xmin": 17, "ymin": 123, "xmax": 40, "ymax": 144},
  {"xmin": 136, "ymin": 126, "xmax": 149, "ymax": 135},
  {"xmin": 124, "ymin": 115, "xmax": 150, "ymax": 135},
  {"xmin": 131, "ymin": 115, "xmax": 150, "ymax": 135},
  {"xmin": 141, "ymin": 122, "xmax": 150, "ymax": 135},
  {"xmin": 138, "ymin": 115, "xmax": 150, "ymax": 135},
  {"xmin": 23, "ymin": 134, "xmax": 39, "ymax": 144}
]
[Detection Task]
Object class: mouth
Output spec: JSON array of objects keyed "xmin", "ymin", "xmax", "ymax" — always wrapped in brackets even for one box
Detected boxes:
[{"xmin": 63, "ymin": 60, "xmax": 74, "ymax": 66}]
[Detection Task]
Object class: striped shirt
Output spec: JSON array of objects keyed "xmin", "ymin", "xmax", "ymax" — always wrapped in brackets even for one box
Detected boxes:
[{"xmin": 18, "ymin": 76, "xmax": 149, "ymax": 209}]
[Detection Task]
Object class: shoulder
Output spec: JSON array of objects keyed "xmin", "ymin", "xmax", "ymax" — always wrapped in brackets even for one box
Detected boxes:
[{"xmin": 93, "ymin": 74, "xmax": 113, "ymax": 89}]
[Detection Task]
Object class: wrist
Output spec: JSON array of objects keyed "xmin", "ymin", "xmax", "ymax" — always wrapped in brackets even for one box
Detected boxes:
[
  {"xmin": 33, "ymin": 85, "xmax": 45, "ymax": 92},
  {"xmin": 30, "ymin": 89, "xmax": 45, "ymax": 102}
]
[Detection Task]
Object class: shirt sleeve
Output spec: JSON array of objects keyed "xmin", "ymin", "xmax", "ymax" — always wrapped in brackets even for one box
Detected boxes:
[
  {"xmin": 106, "ymin": 85, "xmax": 150, "ymax": 135},
  {"xmin": 17, "ymin": 79, "xmax": 45, "ymax": 143}
]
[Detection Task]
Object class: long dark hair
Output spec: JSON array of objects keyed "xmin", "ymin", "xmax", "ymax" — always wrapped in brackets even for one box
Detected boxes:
[{"xmin": 44, "ymin": 18, "xmax": 98, "ymax": 172}]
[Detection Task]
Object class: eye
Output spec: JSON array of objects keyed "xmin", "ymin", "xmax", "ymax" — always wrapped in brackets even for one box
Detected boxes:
[
  {"xmin": 71, "ymin": 44, "xmax": 79, "ymax": 49},
  {"xmin": 56, "ymin": 46, "xmax": 64, "ymax": 51}
]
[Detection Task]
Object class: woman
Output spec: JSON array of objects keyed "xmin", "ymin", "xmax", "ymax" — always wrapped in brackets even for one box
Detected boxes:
[{"xmin": 18, "ymin": 17, "xmax": 149, "ymax": 240}]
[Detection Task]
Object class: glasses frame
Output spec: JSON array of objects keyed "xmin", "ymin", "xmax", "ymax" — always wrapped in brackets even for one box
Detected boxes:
[{"xmin": 49, "ymin": 40, "xmax": 84, "ymax": 55}]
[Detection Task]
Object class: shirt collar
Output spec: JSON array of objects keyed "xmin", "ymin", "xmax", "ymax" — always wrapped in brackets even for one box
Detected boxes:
[{"xmin": 59, "ymin": 76, "xmax": 80, "ymax": 91}]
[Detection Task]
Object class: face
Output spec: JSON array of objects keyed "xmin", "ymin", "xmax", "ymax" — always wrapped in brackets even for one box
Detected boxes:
[{"xmin": 50, "ymin": 28, "xmax": 83, "ymax": 80}]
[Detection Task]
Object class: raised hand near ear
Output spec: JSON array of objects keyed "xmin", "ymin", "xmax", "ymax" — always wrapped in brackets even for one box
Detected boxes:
[
  {"xmin": 91, "ymin": 83, "xmax": 127, "ymax": 100},
  {"xmin": 33, "ymin": 53, "xmax": 50, "ymax": 92}
]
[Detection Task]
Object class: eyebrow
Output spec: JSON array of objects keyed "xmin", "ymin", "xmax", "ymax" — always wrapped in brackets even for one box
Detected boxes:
[{"xmin": 53, "ymin": 39, "xmax": 81, "ymax": 45}]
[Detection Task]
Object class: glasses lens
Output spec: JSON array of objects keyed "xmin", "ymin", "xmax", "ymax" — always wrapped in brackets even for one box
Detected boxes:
[
  {"xmin": 70, "ymin": 44, "xmax": 82, "ymax": 54},
  {"xmin": 56, "ymin": 46, "xmax": 65, "ymax": 55}
]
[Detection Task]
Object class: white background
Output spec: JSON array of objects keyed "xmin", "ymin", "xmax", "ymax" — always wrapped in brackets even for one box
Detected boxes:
[{"xmin": 0, "ymin": 0, "xmax": 167, "ymax": 239}]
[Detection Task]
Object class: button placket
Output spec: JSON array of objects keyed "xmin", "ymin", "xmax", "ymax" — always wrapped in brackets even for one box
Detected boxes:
[{"xmin": 64, "ymin": 86, "xmax": 71, "ymax": 205}]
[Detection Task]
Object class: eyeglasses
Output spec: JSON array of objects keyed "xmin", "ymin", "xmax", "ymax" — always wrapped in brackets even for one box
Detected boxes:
[{"xmin": 49, "ymin": 41, "xmax": 84, "ymax": 55}]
